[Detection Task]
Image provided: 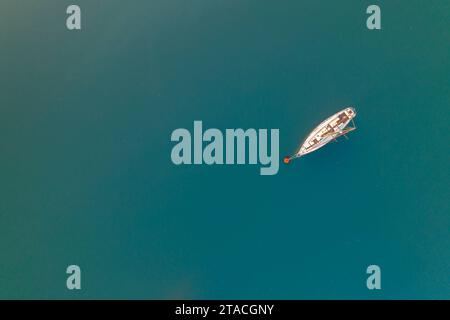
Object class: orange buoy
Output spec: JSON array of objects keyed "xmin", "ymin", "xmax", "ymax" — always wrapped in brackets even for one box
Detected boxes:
[{"xmin": 283, "ymin": 156, "xmax": 290, "ymax": 164}]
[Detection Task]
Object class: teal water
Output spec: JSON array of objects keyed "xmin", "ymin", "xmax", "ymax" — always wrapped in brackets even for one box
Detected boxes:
[{"xmin": 0, "ymin": 0, "xmax": 449, "ymax": 299}]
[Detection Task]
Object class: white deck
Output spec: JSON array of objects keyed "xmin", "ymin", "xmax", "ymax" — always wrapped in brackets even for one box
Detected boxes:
[{"xmin": 297, "ymin": 107, "xmax": 356, "ymax": 157}]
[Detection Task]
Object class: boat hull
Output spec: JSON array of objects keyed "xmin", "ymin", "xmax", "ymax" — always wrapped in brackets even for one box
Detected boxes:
[{"xmin": 296, "ymin": 107, "xmax": 356, "ymax": 157}]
